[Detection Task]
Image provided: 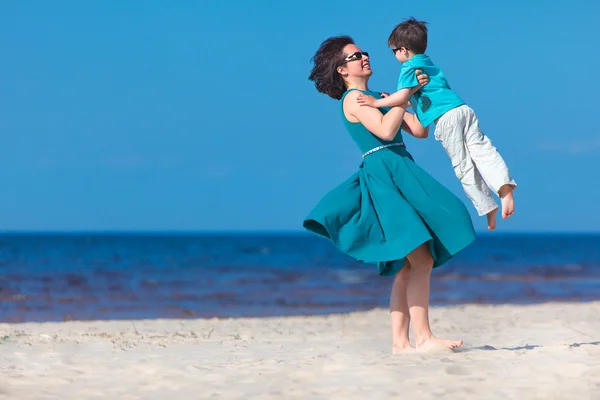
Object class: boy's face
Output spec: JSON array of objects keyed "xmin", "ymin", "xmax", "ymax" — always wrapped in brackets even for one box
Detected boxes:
[{"xmin": 392, "ymin": 47, "xmax": 410, "ymax": 63}]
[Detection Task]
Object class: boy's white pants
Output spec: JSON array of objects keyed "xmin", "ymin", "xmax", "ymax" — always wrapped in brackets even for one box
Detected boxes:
[{"xmin": 434, "ymin": 105, "xmax": 516, "ymax": 216}]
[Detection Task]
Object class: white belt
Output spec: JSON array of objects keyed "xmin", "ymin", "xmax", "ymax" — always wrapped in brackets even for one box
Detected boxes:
[{"xmin": 361, "ymin": 142, "xmax": 405, "ymax": 158}]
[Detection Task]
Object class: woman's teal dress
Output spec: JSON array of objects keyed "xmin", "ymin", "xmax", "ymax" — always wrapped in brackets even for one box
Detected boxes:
[{"xmin": 303, "ymin": 89, "xmax": 476, "ymax": 276}]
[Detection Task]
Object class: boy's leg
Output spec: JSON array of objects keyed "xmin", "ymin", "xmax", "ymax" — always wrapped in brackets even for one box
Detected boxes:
[
  {"xmin": 434, "ymin": 107, "xmax": 498, "ymax": 228},
  {"xmin": 462, "ymin": 107, "xmax": 517, "ymax": 218}
]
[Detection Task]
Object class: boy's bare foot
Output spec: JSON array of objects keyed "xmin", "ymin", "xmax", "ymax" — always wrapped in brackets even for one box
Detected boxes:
[
  {"xmin": 392, "ymin": 344, "xmax": 416, "ymax": 354},
  {"xmin": 486, "ymin": 208, "xmax": 498, "ymax": 230},
  {"xmin": 499, "ymin": 185, "xmax": 515, "ymax": 219},
  {"xmin": 416, "ymin": 337, "xmax": 463, "ymax": 353}
]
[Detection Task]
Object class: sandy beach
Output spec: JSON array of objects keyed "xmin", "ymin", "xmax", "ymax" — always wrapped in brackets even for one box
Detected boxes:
[{"xmin": 1, "ymin": 302, "xmax": 599, "ymax": 399}]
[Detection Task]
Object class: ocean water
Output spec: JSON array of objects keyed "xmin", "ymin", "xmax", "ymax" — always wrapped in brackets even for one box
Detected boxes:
[{"xmin": 1, "ymin": 232, "xmax": 600, "ymax": 323}]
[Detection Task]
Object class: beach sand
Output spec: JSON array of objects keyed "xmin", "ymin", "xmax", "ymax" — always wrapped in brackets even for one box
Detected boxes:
[{"xmin": 1, "ymin": 302, "xmax": 599, "ymax": 399}]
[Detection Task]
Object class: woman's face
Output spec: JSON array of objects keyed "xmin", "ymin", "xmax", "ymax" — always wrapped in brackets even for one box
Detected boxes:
[{"xmin": 338, "ymin": 44, "xmax": 372, "ymax": 79}]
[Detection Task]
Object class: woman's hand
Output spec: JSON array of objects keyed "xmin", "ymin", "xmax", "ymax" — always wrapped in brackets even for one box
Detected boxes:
[{"xmin": 415, "ymin": 69, "xmax": 429, "ymax": 87}]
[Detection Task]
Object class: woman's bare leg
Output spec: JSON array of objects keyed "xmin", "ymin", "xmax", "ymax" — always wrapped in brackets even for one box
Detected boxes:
[
  {"xmin": 390, "ymin": 262, "xmax": 414, "ymax": 353},
  {"xmin": 406, "ymin": 243, "xmax": 463, "ymax": 351}
]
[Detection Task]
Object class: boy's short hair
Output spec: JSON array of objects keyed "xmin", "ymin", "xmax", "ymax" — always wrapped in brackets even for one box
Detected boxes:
[{"xmin": 388, "ymin": 17, "xmax": 428, "ymax": 54}]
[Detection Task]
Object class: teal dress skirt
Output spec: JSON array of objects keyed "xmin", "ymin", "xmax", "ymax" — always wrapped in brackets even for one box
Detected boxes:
[{"xmin": 303, "ymin": 90, "xmax": 476, "ymax": 276}]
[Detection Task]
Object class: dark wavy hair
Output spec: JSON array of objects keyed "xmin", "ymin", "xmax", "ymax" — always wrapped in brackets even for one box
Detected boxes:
[
  {"xmin": 388, "ymin": 17, "xmax": 428, "ymax": 54},
  {"xmin": 308, "ymin": 36, "xmax": 355, "ymax": 100}
]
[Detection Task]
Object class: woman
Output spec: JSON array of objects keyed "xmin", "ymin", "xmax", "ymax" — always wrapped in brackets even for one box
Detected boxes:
[{"xmin": 304, "ymin": 36, "xmax": 476, "ymax": 353}]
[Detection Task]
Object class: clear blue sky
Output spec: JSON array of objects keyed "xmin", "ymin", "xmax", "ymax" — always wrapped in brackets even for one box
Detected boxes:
[{"xmin": 1, "ymin": 0, "xmax": 599, "ymax": 232}]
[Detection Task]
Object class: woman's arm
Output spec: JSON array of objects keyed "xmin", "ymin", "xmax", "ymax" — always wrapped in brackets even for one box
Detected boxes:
[
  {"xmin": 401, "ymin": 111, "xmax": 429, "ymax": 138},
  {"xmin": 343, "ymin": 90, "xmax": 405, "ymax": 141}
]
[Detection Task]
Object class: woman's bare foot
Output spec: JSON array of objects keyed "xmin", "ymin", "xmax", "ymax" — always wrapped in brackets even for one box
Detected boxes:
[
  {"xmin": 499, "ymin": 185, "xmax": 515, "ymax": 219},
  {"xmin": 416, "ymin": 337, "xmax": 463, "ymax": 353},
  {"xmin": 392, "ymin": 343, "xmax": 416, "ymax": 354},
  {"xmin": 486, "ymin": 208, "xmax": 498, "ymax": 230}
]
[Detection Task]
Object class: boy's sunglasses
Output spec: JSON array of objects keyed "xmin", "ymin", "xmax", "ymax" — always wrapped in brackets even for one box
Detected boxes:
[
  {"xmin": 344, "ymin": 51, "xmax": 369, "ymax": 62},
  {"xmin": 391, "ymin": 47, "xmax": 408, "ymax": 54}
]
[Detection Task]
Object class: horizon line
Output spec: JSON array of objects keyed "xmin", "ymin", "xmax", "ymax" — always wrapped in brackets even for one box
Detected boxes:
[{"xmin": 0, "ymin": 229, "xmax": 599, "ymax": 236}]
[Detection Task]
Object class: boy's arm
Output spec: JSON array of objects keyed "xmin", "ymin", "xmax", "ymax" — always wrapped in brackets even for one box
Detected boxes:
[
  {"xmin": 357, "ymin": 67, "xmax": 427, "ymax": 108},
  {"xmin": 357, "ymin": 89, "xmax": 411, "ymax": 108}
]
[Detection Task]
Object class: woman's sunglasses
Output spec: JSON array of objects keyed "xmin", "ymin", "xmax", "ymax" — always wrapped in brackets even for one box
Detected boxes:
[{"xmin": 344, "ymin": 51, "xmax": 369, "ymax": 62}]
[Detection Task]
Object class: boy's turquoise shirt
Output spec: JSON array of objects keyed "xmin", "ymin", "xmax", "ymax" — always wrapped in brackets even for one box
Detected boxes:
[{"xmin": 397, "ymin": 54, "xmax": 465, "ymax": 127}]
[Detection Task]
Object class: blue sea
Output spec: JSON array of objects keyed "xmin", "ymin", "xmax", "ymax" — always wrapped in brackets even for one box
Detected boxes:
[{"xmin": 1, "ymin": 232, "xmax": 600, "ymax": 323}]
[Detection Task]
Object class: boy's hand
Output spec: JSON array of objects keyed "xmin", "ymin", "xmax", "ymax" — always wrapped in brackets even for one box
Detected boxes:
[
  {"xmin": 357, "ymin": 93, "xmax": 378, "ymax": 107},
  {"xmin": 415, "ymin": 69, "xmax": 429, "ymax": 87},
  {"xmin": 380, "ymin": 92, "xmax": 390, "ymax": 98}
]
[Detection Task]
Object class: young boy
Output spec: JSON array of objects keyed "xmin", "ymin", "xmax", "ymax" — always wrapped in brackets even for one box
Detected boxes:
[{"xmin": 357, "ymin": 18, "xmax": 516, "ymax": 230}]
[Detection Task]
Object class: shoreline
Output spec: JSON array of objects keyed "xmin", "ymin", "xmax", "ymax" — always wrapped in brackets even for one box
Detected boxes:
[
  {"xmin": 3, "ymin": 298, "xmax": 600, "ymax": 323},
  {"xmin": 4, "ymin": 296, "xmax": 600, "ymax": 324}
]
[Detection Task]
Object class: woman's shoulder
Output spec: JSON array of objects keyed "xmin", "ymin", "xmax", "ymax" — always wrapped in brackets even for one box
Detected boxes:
[
  {"xmin": 341, "ymin": 90, "xmax": 363, "ymax": 124},
  {"xmin": 341, "ymin": 88, "xmax": 360, "ymax": 99},
  {"xmin": 341, "ymin": 89, "xmax": 380, "ymax": 104},
  {"xmin": 341, "ymin": 89, "xmax": 383, "ymax": 124},
  {"xmin": 342, "ymin": 89, "xmax": 382, "ymax": 112},
  {"xmin": 341, "ymin": 89, "xmax": 360, "ymax": 112},
  {"xmin": 341, "ymin": 88, "xmax": 360, "ymax": 103}
]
